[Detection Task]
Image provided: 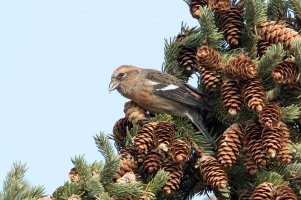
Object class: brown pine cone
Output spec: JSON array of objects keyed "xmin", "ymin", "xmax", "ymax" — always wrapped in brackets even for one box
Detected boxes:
[
  {"xmin": 198, "ymin": 66, "xmax": 221, "ymax": 90},
  {"xmin": 196, "ymin": 46, "xmax": 222, "ymax": 70},
  {"xmin": 189, "ymin": 0, "xmax": 208, "ymax": 18},
  {"xmin": 272, "ymin": 60, "xmax": 299, "ymax": 84},
  {"xmin": 196, "ymin": 155, "xmax": 228, "ymax": 189},
  {"xmin": 177, "ymin": 47, "xmax": 198, "ymax": 73},
  {"xmin": 69, "ymin": 168, "xmax": 80, "ymax": 183},
  {"xmin": 257, "ymin": 20, "xmax": 301, "ymax": 49},
  {"xmin": 262, "ymin": 126, "xmax": 283, "ymax": 158},
  {"xmin": 154, "ymin": 121, "xmax": 175, "ymax": 152},
  {"xmin": 274, "ymin": 185, "xmax": 297, "ymax": 200},
  {"xmin": 209, "ymin": 0, "xmax": 231, "ymax": 13},
  {"xmin": 133, "ymin": 122, "xmax": 157, "ymax": 154},
  {"xmin": 245, "ymin": 122, "xmax": 269, "ymax": 166},
  {"xmin": 257, "ymin": 40, "xmax": 271, "ymax": 58},
  {"xmin": 115, "ymin": 171, "xmax": 137, "ymax": 184},
  {"xmin": 224, "ymin": 54, "xmax": 257, "ymax": 80},
  {"xmin": 142, "ymin": 150, "xmax": 164, "ymax": 174},
  {"xmin": 250, "ymin": 182, "xmax": 274, "ymax": 200},
  {"xmin": 115, "ymin": 153, "xmax": 138, "ymax": 181},
  {"xmin": 113, "ymin": 118, "xmax": 132, "ymax": 150},
  {"xmin": 221, "ymin": 79, "xmax": 243, "ymax": 115},
  {"xmin": 162, "ymin": 159, "xmax": 184, "ymax": 194},
  {"xmin": 124, "ymin": 101, "xmax": 149, "ymax": 124},
  {"xmin": 216, "ymin": 6, "xmax": 244, "ymax": 46},
  {"xmin": 259, "ymin": 102, "xmax": 281, "ymax": 129},
  {"xmin": 244, "ymin": 151, "xmax": 258, "ymax": 175},
  {"xmin": 241, "ymin": 76, "xmax": 265, "ymax": 112},
  {"xmin": 217, "ymin": 123, "xmax": 244, "ymax": 168},
  {"xmin": 278, "ymin": 122, "xmax": 293, "ymax": 163},
  {"xmin": 170, "ymin": 139, "xmax": 191, "ymax": 163}
]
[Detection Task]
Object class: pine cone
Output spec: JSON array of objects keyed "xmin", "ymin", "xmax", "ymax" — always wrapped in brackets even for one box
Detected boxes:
[
  {"xmin": 113, "ymin": 118, "xmax": 132, "ymax": 150},
  {"xmin": 209, "ymin": 0, "xmax": 231, "ymax": 13},
  {"xmin": 257, "ymin": 20, "xmax": 301, "ymax": 49},
  {"xmin": 259, "ymin": 102, "xmax": 281, "ymax": 129},
  {"xmin": 189, "ymin": 0, "xmax": 208, "ymax": 18},
  {"xmin": 142, "ymin": 150, "xmax": 164, "ymax": 174},
  {"xmin": 245, "ymin": 122, "xmax": 269, "ymax": 166},
  {"xmin": 216, "ymin": 6, "xmax": 244, "ymax": 46},
  {"xmin": 197, "ymin": 155, "xmax": 228, "ymax": 189},
  {"xmin": 69, "ymin": 168, "xmax": 80, "ymax": 183},
  {"xmin": 257, "ymin": 40, "xmax": 271, "ymax": 58},
  {"xmin": 262, "ymin": 126, "xmax": 283, "ymax": 158},
  {"xmin": 115, "ymin": 152, "xmax": 138, "ymax": 181},
  {"xmin": 224, "ymin": 54, "xmax": 257, "ymax": 80},
  {"xmin": 170, "ymin": 139, "xmax": 191, "ymax": 163},
  {"xmin": 221, "ymin": 79, "xmax": 243, "ymax": 115},
  {"xmin": 162, "ymin": 159, "xmax": 184, "ymax": 194},
  {"xmin": 124, "ymin": 101, "xmax": 149, "ymax": 124},
  {"xmin": 217, "ymin": 123, "xmax": 244, "ymax": 168},
  {"xmin": 274, "ymin": 185, "xmax": 297, "ymax": 200},
  {"xmin": 241, "ymin": 76, "xmax": 265, "ymax": 112},
  {"xmin": 278, "ymin": 122, "xmax": 293, "ymax": 163},
  {"xmin": 177, "ymin": 47, "xmax": 197, "ymax": 73},
  {"xmin": 133, "ymin": 122, "xmax": 157, "ymax": 154},
  {"xmin": 196, "ymin": 46, "xmax": 222, "ymax": 70},
  {"xmin": 154, "ymin": 121, "xmax": 175, "ymax": 152},
  {"xmin": 272, "ymin": 60, "xmax": 299, "ymax": 84},
  {"xmin": 250, "ymin": 182, "xmax": 274, "ymax": 200},
  {"xmin": 198, "ymin": 65, "xmax": 221, "ymax": 90},
  {"xmin": 116, "ymin": 171, "xmax": 136, "ymax": 184},
  {"xmin": 244, "ymin": 151, "xmax": 258, "ymax": 175}
]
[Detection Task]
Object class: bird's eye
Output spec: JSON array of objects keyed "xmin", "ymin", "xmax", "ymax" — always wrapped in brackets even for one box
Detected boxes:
[{"xmin": 119, "ymin": 72, "xmax": 125, "ymax": 77}]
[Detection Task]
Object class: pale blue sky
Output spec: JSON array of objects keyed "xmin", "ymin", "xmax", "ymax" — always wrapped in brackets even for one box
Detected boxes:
[{"xmin": 0, "ymin": 0, "xmax": 205, "ymax": 198}]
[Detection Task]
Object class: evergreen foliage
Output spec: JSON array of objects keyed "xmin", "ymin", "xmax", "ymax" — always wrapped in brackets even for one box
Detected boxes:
[{"xmin": 3, "ymin": 0, "xmax": 301, "ymax": 199}]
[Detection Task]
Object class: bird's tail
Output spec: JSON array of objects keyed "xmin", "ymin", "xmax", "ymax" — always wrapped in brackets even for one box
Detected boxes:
[{"xmin": 186, "ymin": 108, "xmax": 216, "ymax": 148}]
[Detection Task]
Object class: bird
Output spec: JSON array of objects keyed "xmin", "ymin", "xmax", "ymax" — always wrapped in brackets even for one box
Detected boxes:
[{"xmin": 109, "ymin": 65, "xmax": 214, "ymax": 146}]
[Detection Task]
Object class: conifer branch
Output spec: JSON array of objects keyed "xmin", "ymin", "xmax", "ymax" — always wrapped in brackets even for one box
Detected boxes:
[
  {"xmin": 94, "ymin": 133, "xmax": 120, "ymax": 186},
  {"xmin": 281, "ymin": 104, "xmax": 300, "ymax": 123},
  {"xmin": 290, "ymin": 39, "xmax": 301, "ymax": 72},
  {"xmin": 267, "ymin": 0, "xmax": 290, "ymax": 20},
  {"xmin": 198, "ymin": 6, "xmax": 223, "ymax": 49},
  {"xmin": 245, "ymin": 0, "xmax": 267, "ymax": 26},
  {"xmin": 144, "ymin": 170, "xmax": 169, "ymax": 196},
  {"xmin": 256, "ymin": 171, "xmax": 284, "ymax": 186},
  {"xmin": 258, "ymin": 43, "xmax": 285, "ymax": 76},
  {"xmin": 106, "ymin": 182, "xmax": 144, "ymax": 199},
  {"xmin": 289, "ymin": 0, "xmax": 301, "ymax": 20},
  {"xmin": 0, "ymin": 162, "xmax": 46, "ymax": 200}
]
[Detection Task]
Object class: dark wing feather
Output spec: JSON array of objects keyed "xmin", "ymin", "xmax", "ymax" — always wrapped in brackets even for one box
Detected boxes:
[{"xmin": 146, "ymin": 71, "xmax": 206, "ymax": 108}]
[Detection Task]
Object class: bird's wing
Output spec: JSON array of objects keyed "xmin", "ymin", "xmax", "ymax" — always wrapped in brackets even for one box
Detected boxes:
[{"xmin": 145, "ymin": 70, "xmax": 206, "ymax": 108}]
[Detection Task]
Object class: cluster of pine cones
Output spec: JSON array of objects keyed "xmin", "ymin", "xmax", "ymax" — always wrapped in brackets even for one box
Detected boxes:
[{"xmin": 110, "ymin": 101, "xmax": 232, "ymax": 196}]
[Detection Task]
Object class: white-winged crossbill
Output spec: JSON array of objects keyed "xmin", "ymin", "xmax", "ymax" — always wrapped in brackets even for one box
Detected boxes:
[{"xmin": 109, "ymin": 65, "xmax": 214, "ymax": 145}]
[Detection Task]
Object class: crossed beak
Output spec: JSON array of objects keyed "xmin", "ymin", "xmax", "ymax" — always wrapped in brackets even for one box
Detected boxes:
[{"xmin": 109, "ymin": 78, "xmax": 119, "ymax": 92}]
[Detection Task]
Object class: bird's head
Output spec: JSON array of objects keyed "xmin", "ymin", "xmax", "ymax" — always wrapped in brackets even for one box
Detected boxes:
[{"xmin": 109, "ymin": 65, "xmax": 139, "ymax": 92}]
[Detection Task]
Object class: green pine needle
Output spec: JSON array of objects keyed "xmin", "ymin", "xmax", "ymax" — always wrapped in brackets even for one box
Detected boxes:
[
  {"xmin": 258, "ymin": 43, "xmax": 285, "ymax": 76},
  {"xmin": 107, "ymin": 182, "xmax": 144, "ymax": 198},
  {"xmin": 281, "ymin": 104, "xmax": 300, "ymax": 123},
  {"xmin": 71, "ymin": 155, "xmax": 91, "ymax": 182},
  {"xmin": 256, "ymin": 171, "xmax": 284, "ymax": 186},
  {"xmin": 245, "ymin": 0, "xmax": 267, "ymax": 25},
  {"xmin": 94, "ymin": 133, "xmax": 120, "ymax": 186},
  {"xmin": 144, "ymin": 170, "xmax": 169, "ymax": 195},
  {"xmin": 0, "ymin": 162, "xmax": 46, "ymax": 200},
  {"xmin": 289, "ymin": 0, "xmax": 301, "ymax": 19},
  {"xmin": 290, "ymin": 39, "xmax": 301, "ymax": 72},
  {"xmin": 151, "ymin": 114, "xmax": 173, "ymax": 123},
  {"xmin": 198, "ymin": 6, "xmax": 223, "ymax": 49}
]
